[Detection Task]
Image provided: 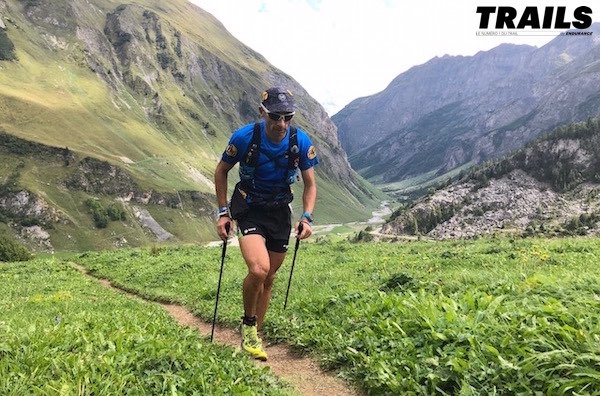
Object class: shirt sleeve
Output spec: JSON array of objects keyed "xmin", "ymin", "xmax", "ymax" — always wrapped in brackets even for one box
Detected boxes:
[
  {"xmin": 298, "ymin": 130, "xmax": 319, "ymax": 171},
  {"xmin": 221, "ymin": 125, "xmax": 252, "ymax": 164}
]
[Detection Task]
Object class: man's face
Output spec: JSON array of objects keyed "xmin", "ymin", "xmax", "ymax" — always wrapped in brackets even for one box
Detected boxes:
[{"xmin": 260, "ymin": 105, "xmax": 294, "ymax": 139}]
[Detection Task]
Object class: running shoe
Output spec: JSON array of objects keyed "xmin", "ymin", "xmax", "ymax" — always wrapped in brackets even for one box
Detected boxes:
[{"xmin": 241, "ymin": 323, "xmax": 268, "ymax": 361}]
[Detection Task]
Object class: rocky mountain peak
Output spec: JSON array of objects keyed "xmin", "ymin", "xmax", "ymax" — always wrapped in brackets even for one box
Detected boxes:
[{"xmin": 333, "ymin": 23, "xmax": 600, "ymax": 194}]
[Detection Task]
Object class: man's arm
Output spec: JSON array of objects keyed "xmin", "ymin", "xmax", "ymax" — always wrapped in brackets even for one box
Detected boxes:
[
  {"xmin": 215, "ymin": 160, "xmax": 234, "ymax": 207},
  {"xmin": 214, "ymin": 160, "xmax": 235, "ymax": 240},
  {"xmin": 297, "ymin": 167, "xmax": 316, "ymax": 239}
]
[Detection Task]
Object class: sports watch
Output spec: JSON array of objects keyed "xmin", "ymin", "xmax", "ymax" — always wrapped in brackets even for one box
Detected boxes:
[
  {"xmin": 217, "ymin": 206, "xmax": 229, "ymax": 218},
  {"xmin": 300, "ymin": 211, "xmax": 314, "ymax": 225}
]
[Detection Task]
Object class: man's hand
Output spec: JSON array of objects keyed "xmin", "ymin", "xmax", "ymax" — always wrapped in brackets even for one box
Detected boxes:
[
  {"xmin": 217, "ymin": 216, "xmax": 231, "ymax": 241},
  {"xmin": 295, "ymin": 221, "xmax": 312, "ymax": 240}
]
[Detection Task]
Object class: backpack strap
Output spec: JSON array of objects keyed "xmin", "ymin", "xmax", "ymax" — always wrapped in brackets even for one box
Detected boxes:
[
  {"xmin": 241, "ymin": 124, "xmax": 300, "ymax": 187},
  {"xmin": 243, "ymin": 123, "xmax": 262, "ymax": 167},
  {"xmin": 287, "ymin": 126, "xmax": 299, "ymax": 170},
  {"xmin": 245, "ymin": 124, "xmax": 299, "ymax": 170}
]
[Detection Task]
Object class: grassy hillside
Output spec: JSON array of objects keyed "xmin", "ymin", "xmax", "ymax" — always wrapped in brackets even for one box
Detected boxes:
[
  {"xmin": 0, "ymin": 24, "xmax": 220, "ymax": 192},
  {"xmin": 0, "ymin": 0, "xmax": 384, "ymax": 251},
  {"xmin": 0, "ymin": 136, "xmax": 218, "ymax": 252}
]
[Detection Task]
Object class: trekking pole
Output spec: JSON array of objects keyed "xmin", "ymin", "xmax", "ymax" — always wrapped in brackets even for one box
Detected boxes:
[
  {"xmin": 284, "ymin": 222, "xmax": 303, "ymax": 310},
  {"xmin": 211, "ymin": 222, "xmax": 230, "ymax": 342}
]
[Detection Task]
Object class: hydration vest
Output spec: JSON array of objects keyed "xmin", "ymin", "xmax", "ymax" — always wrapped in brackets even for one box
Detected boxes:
[{"xmin": 238, "ymin": 123, "xmax": 300, "ymax": 206}]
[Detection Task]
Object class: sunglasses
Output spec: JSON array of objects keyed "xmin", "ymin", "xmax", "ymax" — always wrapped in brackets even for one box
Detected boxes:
[{"xmin": 260, "ymin": 103, "xmax": 294, "ymax": 122}]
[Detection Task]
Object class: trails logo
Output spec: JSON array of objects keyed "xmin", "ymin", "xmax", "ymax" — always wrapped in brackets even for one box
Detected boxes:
[{"xmin": 476, "ymin": 6, "xmax": 594, "ymax": 37}]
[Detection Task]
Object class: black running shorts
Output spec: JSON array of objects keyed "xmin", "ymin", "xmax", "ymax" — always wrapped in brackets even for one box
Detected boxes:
[{"xmin": 236, "ymin": 205, "xmax": 292, "ymax": 253}]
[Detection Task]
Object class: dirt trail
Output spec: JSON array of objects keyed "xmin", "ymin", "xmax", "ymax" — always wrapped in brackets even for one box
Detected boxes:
[{"xmin": 81, "ymin": 267, "xmax": 359, "ymax": 396}]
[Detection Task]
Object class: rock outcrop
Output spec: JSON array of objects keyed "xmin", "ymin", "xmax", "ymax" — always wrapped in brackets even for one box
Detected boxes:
[{"xmin": 382, "ymin": 119, "xmax": 600, "ymax": 239}]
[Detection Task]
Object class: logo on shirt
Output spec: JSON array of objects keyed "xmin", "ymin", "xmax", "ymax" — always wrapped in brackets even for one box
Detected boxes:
[
  {"xmin": 307, "ymin": 145, "xmax": 317, "ymax": 160},
  {"xmin": 225, "ymin": 144, "xmax": 238, "ymax": 157}
]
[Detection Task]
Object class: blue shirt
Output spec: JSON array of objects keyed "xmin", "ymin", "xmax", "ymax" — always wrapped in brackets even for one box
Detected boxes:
[{"xmin": 221, "ymin": 121, "xmax": 319, "ymax": 193}]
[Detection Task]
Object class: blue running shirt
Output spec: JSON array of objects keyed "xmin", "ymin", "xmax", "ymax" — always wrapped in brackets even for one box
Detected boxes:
[{"xmin": 221, "ymin": 120, "xmax": 319, "ymax": 193}]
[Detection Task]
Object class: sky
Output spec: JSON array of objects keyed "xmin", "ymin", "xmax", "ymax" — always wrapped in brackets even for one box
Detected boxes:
[{"xmin": 189, "ymin": 0, "xmax": 598, "ymax": 115}]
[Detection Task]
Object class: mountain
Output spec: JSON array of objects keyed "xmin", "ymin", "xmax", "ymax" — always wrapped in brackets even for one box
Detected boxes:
[
  {"xmin": 332, "ymin": 24, "xmax": 600, "ymax": 196},
  {"xmin": 0, "ymin": 0, "xmax": 383, "ymax": 252},
  {"xmin": 380, "ymin": 118, "xmax": 600, "ymax": 239}
]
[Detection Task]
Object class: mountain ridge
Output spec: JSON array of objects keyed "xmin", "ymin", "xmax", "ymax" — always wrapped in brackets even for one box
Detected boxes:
[{"xmin": 333, "ymin": 24, "xmax": 600, "ymax": 194}]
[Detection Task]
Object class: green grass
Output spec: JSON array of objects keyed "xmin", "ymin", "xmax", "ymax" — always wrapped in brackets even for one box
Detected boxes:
[
  {"xmin": 379, "ymin": 169, "xmax": 439, "ymax": 193},
  {"xmin": 328, "ymin": 224, "xmax": 356, "ymax": 234},
  {"xmin": 76, "ymin": 237, "xmax": 600, "ymax": 395},
  {"xmin": 144, "ymin": 203, "xmax": 215, "ymax": 242},
  {"xmin": 0, "ymin": 258, "xmax": 291, "ymax": 395}
]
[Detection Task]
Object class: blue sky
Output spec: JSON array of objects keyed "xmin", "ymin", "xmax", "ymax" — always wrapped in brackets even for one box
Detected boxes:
[{"xmin": 190, "ymin": 0, "xmax": 598, "ymax": 115}]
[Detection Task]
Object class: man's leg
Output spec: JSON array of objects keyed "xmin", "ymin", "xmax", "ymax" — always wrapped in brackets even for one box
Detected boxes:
[
  {"xmin": 238, "ymin": 234, "xmax": 270, "ymax": 361},
  {"xmin": 255, "ymin": 206, "xmax": 291, "ymax": 329},
  {"xmin": 239, "ymin": 234, "xmax": 270, "ymax": 319},
  {"xmin": 256, "ymin": 250, "xmax": 286, "ymax": 330}
]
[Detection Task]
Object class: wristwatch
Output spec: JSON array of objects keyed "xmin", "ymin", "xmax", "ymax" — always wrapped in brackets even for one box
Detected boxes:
[
  {"xmin": 217, "ymin": 206, "xmax": 229, "ymax": 218},
  {"xmin": 300, "ymin": 211, "xmax": 314, "ymax": 225}
]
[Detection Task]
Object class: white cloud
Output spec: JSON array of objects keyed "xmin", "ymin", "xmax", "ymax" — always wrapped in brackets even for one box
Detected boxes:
[{"xmin": 189, "ymin": 0, "xmax": 597, "ymax": 114}]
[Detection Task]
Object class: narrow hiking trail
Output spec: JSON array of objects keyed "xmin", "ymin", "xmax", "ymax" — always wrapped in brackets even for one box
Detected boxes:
[{"xmin": 75, "ymin": 265, "xmax": 360, "ymax": 396}]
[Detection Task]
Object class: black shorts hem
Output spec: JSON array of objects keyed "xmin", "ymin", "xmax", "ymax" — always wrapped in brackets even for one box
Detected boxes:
[
  {"xmin": 266, "ymin": 239, "xmax": 289, "ymax": 253},
  {"xmin": 237, "ymin": 205, "xmax": 291, "ymax": 253}
]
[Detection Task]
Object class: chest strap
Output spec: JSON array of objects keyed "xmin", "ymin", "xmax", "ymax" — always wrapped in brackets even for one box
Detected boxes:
[{"xmin": 243, "ymin": 123, "xmax": 299, "ymax": 171}]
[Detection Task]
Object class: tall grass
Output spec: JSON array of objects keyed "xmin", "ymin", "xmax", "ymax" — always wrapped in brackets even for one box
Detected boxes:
[
  {"xmin": 77, "ymin": 237, "xmax": 600, "ymax": 395},
  {"xmin": 0, "ymin": 258, "xmax": 291, "ymax": 395}
]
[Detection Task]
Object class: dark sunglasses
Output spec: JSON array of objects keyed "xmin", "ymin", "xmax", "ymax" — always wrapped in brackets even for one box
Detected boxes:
[{"xmin": 260, "ymin": 103, "xmax": 294, "ymax": 122}]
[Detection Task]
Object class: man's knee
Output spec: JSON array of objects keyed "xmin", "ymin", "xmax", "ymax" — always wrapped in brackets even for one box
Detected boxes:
[{"xmin": 247, "ymin": 261, "xmax": 269, "ymax": 281}]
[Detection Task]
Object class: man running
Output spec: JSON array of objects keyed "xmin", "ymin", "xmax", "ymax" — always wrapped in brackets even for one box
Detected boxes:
[{"xmin": 214, "ymin": 87, "xmax": 318, "ymax": 360}]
